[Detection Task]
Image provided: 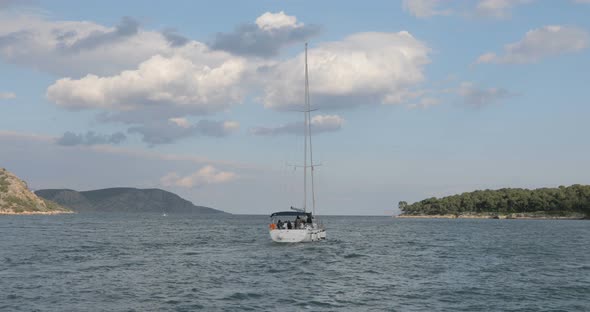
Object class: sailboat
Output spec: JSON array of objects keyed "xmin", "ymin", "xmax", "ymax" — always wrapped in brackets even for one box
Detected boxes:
[{"xmin": 269, "ymin": 43, "xmax": 327, "ymax": 243}]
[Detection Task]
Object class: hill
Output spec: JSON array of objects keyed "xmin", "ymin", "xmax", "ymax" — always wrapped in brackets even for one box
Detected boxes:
[
  {"xmin": 0, "ymin": 168, "xmax": 71, "ymax": 215},
  {"xmin": 398, "ymin": 185, "xmax": 590, "ymax": 219},
  {"xmin": 35, "ymin": 187, "xmax": 226, "ymax": 214}
]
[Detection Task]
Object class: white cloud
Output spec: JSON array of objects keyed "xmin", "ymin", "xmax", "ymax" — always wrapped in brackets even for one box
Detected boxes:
[
  {"xmin": 255, "ymin": 11, "xmax": 302, "ymax": 30},
  {"xmin": 402, "ymin": 0, "xmax": 534, "ymax": 19},
  {"xmin": 0, "ymin": 91, "xmax": 16, "ymax": 99},
  {"xmin": 475, "ymin": 52, "xmax": 497, "ymax": 64},
  {"xmin": 0, "ymin": 14, "xmax": 181, "ymax": 77},
  {"xmin": 46, "ymin": 53, "xmax": 247, "ymax": 114},
  {"xmin": 168, "ymin": 117, "xmax": 190, "ymax": 128},
  {"xmin": 261, "ymin": 31, "xmax": 430, "ymax": 111},
  {"xmin": 476, "ymin": 25, "xmax": 589, "ymax": 64},
  {"xmin": 402, "ymin": 0, "xmax": 452, "ymax": 18},
  {"xmin": 161, "ymin": 165, "xmax": 238, "ymax": 188},
  {"xmin": 311, "ymin": 115, "xmax": 344, "ymax": 130},
  {"xmin": 46, "ymin": 28, "xmax": 431, "ymax": 116},
  {"xmin": 456, "ymin": 82, "xmax": 515, "ymax": 108},
  {"xmin": 222, "ymin": 121, "xmax": 240, "ymax": 132},
  {"xmin": 251, "ymin": 114, "xmax": 344, "ymax": 136},
  {"xmin": 212, "ymin": 11, "xmax": 319, "ymax": 57},
  {"xmin": 475, "ymin": 0, "xmax": 533, "ymax": 18},
  {"xmin": 7, "ymin": 12, "xmax": 432, "ymax": 125},
  {"xmin": 2, "ymin": 13, "xmax": 256, "ymax": 126}
]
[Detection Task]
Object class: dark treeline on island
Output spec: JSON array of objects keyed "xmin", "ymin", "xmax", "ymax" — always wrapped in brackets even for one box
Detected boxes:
[{"xmin": 399, "ymin": 185, "xmax": 590, "ymax": 218}]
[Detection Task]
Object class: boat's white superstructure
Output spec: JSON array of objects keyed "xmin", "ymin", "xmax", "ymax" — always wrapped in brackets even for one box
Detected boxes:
[
  {"xmin": 269, "ymin": 224, "xmax": 326, "ymax": 243},
  {"xmin": 269, "ymin": 43, "xmax": 326, "ymax": 243}
]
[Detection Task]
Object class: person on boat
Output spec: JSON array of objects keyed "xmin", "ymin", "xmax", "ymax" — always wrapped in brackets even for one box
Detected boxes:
[
  {"xmin": 287, "ymin": 220, "xmax": 293, "ymax": 229},
  {"xmin": 276, "ymin": 219, "xmax": 283, "ymax": 229},
  {"xmin": 306, "ymin": 214, "xmax": 313, "ymax": 224},
  {"xmin": 295, "ymin": 216, "xmax": 301, "ymax": 228}
]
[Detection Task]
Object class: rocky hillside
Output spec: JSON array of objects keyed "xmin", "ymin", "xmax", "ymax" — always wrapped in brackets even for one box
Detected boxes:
[
  {"xmin": 0, "ymin": 168, "xmax": 71, "ymax": 214},
  {"xmin": 36, "ymin": 187, "xmax": 227, "ymax": 214}
]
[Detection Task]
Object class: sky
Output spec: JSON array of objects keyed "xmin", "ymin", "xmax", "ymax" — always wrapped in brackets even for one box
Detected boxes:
[{"xmin": 1, "ymin": 0, "xmax": 590, "ymax": 215}]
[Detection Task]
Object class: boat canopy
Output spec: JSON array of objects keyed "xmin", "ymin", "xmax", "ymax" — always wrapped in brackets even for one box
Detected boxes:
[{"xmin": 270, "ymin": 211, "xmax": 312, "ymax": 218}]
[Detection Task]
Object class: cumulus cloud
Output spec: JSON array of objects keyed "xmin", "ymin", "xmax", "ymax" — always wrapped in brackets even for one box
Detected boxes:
[
  {"xmin": 211, "ymin": 11, "xmax": 320, "ymax": 57},
  {"xmin": 0, "ymin": 13, "xmax": 184, "ymax": 77},
  {"xmin": 46, "ymin": 53, "xmax": 247, "ymax": 114},
  {"xmin": 5, "ymin": 12, "xmax": 434, "ymax": 143},
  {"xmin": 160, "ymin": 165, "xmax": 238, "ymax": 188},
  {"xmin": 476, "ymin": 25, "xmax": 589, "ymax": 64},
  {"xmin": 161, "ymin": 28, "xmax": 189, "ymax": 47},
  {"xmin": 0, "ymin": 91, "xmax": 16, "ymax": 99},
  {"xmin": 255, "ymin": 11, "xmax": 300, "ymax": 30},
  {"xmin": 402, "ymin": 0, "xmax": 452, "ymax": 18},
  {"xmin": 10, "ymin": 12, "xmax": 431, "ymax": 126},
  {"xmin": 251, "ymin": 114, "xmax": 344, "ymax": 136},
  {"xmin": 56, "ymin": 131, "xmax": 126, "ymax": 146},
  {"xmin": 46, "ymin": 27, "xmax": 431, "ymax": 118},
  {"xmin": 456, "ymin": 82, "xmax": 515, "ymax": 108},
  {"xmin": 128, "ymin": 118, "xmax": 239, "ymax": 145},
  {"xmin": 63, "ymin": 16, "xmax": 139, "ymax": 52},
  {"xmin": 260, "ymin": 31, "xmax": 430, "ymax": 111}
]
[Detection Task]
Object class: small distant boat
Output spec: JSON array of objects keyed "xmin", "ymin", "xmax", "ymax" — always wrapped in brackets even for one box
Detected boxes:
[
  {"xmin": 269, "ymin": 43, "xmax": 326, "ymax": 243},
  {"xmin": 162, "ymin": 213, "xmax": 168, "ymax": 217}
]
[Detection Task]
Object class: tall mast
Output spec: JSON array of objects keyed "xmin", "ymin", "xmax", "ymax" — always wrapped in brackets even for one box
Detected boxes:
[
  {"xmin": 303, "ymin": 43, "xmax": 308, "ymax": 212},
  {"xmin": 307, "ymin": 45, "xmax": 316, "ymax": 215}
]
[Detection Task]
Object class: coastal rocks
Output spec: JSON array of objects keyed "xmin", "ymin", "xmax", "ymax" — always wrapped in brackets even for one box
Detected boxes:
[{"xmin": 0, "ymin": 168, "xmax": 71, "ymax": 215}]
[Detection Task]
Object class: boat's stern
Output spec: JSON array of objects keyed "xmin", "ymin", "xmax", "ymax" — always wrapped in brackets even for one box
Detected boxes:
[
  {"xmin": 269, "ymin": 229, "xmax": 310, "ymax": 243},
  {"xmin": 269, "ymin": 211, "xmax": 326, "ymax": 243}
]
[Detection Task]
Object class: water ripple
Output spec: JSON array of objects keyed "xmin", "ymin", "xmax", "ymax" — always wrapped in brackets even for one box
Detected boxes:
[{"xmin": 0, "ymin": 215, "xmax": 588, "ymax": 311}]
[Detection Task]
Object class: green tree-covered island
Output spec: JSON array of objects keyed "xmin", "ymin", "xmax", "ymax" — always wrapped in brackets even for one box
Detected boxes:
[{"xmin": 398, "ymin": 185, "xmax": 590, "ymax": 219}]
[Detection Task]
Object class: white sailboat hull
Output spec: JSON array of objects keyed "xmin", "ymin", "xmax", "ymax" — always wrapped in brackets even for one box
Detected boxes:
[{"xmin": 269, "ymin": 228, "xmax": 326, "ymax": 243}]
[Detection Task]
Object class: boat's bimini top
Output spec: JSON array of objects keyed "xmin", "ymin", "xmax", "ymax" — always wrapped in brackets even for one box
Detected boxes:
[{"xmin": 270, "ymin": 211, "xmax": 312, "ymax": 218}]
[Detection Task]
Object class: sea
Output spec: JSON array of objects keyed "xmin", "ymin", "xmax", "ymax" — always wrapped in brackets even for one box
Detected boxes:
[{"xmin": 0, "ymin": 214, "xmax": 588, "ymax": 311}]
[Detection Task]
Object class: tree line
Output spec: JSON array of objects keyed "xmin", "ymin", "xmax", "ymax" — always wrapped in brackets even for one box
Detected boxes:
[{"xmin": 399, "ymin": 185, "xmax": 590, "ymax": 216}]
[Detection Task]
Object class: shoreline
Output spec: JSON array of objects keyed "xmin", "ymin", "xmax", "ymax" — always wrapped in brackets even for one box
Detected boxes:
[
  {"xmin": 395, "ymin": 214, "xmax": 587, "ymax": 220},
  {"xmin": 0, "ymin": 210, "xmax": 74, "ymax": 215}
]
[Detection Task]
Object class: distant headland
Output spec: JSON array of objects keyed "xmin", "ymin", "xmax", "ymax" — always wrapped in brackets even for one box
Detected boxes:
[
  {"xmin": 0, "ymin": 168, "xmax": 71, "ymax": 215},
  {"xmin": 397, "ymin": 185, "xmax": 590, "ymax": 220},
  {"xmin": 1, "ymin": 167, "xmax": 226, "ymax": 215},
  {"xmin": 35, "ymin": 187, "xmax": 226, "ymax": 214}
]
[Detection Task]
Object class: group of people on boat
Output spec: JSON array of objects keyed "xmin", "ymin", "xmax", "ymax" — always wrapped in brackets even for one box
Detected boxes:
[{"xmin": 275, "ymin": 215, "xmax": 312, "ymax": 230}]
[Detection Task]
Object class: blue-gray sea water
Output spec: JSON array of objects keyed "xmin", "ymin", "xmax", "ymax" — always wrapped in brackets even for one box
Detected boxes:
[{"xmin": 1, "ymin": 214, "xmax": 588, "ymax": 311}]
